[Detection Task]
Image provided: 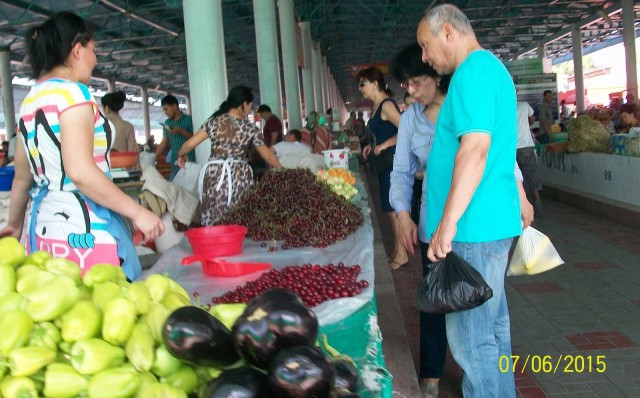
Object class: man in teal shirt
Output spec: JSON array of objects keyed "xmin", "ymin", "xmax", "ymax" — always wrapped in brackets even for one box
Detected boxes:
[
  {"xmin": 155, "ymin": 94, "xmax": 195, "ymax": 180},
  {"xmin": 418, "ymin": 4, "xmax": 521, "ymax": 397}
]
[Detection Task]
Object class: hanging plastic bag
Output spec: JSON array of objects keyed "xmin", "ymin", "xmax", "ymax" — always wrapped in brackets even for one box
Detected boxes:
[
  {"xmin": 507, "ymin": 227, "xmax": 564, "ymax": 276},
  {"xmin": 416, "ymin": 251, "xmax": 493, "ymax": 314}
]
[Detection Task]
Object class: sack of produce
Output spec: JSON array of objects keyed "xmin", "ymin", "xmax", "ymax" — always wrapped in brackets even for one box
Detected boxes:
[
  {"xmin": 567, "ymin": 115, "xmax": 610, "ymax": 154},
  {"xmin": 507, "ymin": 227, "xmax": 564, "ymax": 276}
]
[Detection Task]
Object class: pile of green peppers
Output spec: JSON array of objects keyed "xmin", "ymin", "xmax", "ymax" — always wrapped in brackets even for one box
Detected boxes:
[{"xmin": 0, "ymin": 236, "xmax": 243, "ymax": 398}]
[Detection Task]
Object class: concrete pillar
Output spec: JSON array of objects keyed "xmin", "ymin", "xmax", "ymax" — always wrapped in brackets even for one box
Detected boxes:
[
  {"xmin": 312, "ymin": 44, "xmax": 323, "ymax": 113},
  {"xmin": 278, "ymin": 0, "xmax": 302, "ymax": 129},
  {"xmin": 320, "ymin": 57, "xmax": 328, "ymax": 113},
  {"xmin": 186, "ymin": 96, "xmax": 192, "ymax": 116},
  {"xmin": 141, "ymin": 85, "xmax": 151, "ymax": 140},
  {"xmin": 0, "ymin": 50, "xmax": 15, "ymax": 140},
  {"xmin": 537, "ymin": 41, "xmax": 545, "ymax": 59},
  {"xmin": 571, "ymin": 24, "xmax": 585, "ymax": 113},
  {"xmin": 184, "ymin": 0, "xmax": 228, "ymax": 163},
  {"xmin": 299, "ymin": 21, "xmax": 315, "ymax": 116},
  {"xmin": 622, "ymin": 0, "xmax": 638, "ymax": 100},
  {"xmin": 254, "ymin": 0, "xmax": 283, "ymax": 117},
  {"xmin": 107, "ymin": 79, "xmax": 116, "ymax": 93}
]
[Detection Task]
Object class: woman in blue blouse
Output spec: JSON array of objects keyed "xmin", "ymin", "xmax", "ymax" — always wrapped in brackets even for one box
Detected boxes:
[{"xmin": 390, "ymin": 44, "xmax": 533, "ymax": 398}]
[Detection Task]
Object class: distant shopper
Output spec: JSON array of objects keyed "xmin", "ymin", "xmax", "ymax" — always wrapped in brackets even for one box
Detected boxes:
[
  {"xmin": 101, "ymin": 91, "xmax": 140, "ymax": 155},
  {"xmin": 516, "ymin": 101, "xmax": 544, "ymax": 217},
  {"xmin": 537, "ymin": 90, "xmax": 554, "ymax": 144},
  {"xmin": 344, "ymin": 111, "xmax": 356, "ymax": 131},
  {"xmin": 620, "ymin": 104, "xmax": 640, "ymax": 132},
  {"xmin": 256, "ymin": 104, "xmax": 283, "ymax": 147},
  {"xmin": 271, "ymin": 129, "xmax": 310, "ymax": 160},
  {"xmin": 156, "ymin": 94, "xmax": 194, "ymax": 180}
]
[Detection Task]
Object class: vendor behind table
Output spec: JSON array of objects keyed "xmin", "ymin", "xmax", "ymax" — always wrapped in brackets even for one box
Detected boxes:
[{"xmin": 177, "ymin": 85, "xmax": 282, "ymax": 226}]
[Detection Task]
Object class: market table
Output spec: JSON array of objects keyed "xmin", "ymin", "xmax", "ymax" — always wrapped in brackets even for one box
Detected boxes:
[{"xmin": 143, "ymin": 158, "xmax": 393, "ymax": 397}]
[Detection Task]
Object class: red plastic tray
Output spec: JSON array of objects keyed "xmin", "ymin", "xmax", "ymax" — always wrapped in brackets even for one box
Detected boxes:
[{"xmin": 181, "ymin": 255, "xmax": 271, "ymax": 277}]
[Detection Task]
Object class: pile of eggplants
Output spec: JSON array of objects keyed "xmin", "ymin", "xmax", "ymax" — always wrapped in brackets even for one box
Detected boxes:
[{"xmin": 162, "ymin": 288, "xmax": 364, "ymax": 397}]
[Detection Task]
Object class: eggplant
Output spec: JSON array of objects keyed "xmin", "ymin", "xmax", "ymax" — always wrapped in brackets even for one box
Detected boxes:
[
  {"xmin": 333, "ymin": 358, "xmax": 360, "ymax": 393},
  {"xmin": 162, "ymin": 306, "xmax": 239, "ymax": 367},
  {"xmin": 232, "ymin": 289, "xmax": 318, "ymax": 369},
  {"xmin": 268, "ymin": 345, "xmax": 335, "ymax": 398},
  {"xmin": 202, "ymin": 366, "xmax": 271, "ymax": 398}
]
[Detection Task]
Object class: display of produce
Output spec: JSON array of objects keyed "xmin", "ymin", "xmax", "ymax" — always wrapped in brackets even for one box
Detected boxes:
[
  {"xmin": 211, "ymin": 263, "xmax": 369, "ymax": 308},
  {"xmin": 317, "ymin": 169, "xmax": 358, "ymax": 200},
  {"xmin": 567, "ymin": 114, "xmax": 610, "ymax": 153},
  {"xmin": 218, "ymin": 169, "xmax": 364, "ymax": 248}
]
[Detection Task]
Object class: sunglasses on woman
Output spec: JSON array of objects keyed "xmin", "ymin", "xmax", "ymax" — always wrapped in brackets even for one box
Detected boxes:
[{"xmin": 358, "ymin": 81, "xmax": 370, "ymax": 88}]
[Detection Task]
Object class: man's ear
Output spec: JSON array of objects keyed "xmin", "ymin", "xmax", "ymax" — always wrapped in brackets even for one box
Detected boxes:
[{"xmin": 442, "ymin": 23, "xmax": 455, "ymax": 41}]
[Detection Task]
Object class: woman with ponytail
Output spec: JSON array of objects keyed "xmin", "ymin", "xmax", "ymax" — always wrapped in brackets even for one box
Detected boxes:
[
  {"xmin": 177, "ymin": 85, "xmax": 282, "ymax": 225},
  {"xmin": 0, "ymin": 12, "xmax": 163, "ymax": 280},
  {"xmin": 356, "ymin": 66, "xmax": 406, "ymax": 270}
]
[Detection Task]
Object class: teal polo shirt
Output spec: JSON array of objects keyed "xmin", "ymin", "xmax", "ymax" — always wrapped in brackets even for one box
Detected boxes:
[
  {"xmin": 164, "ymin": 113, "xmax": 195, "ymax": 163},
  {"xmin": 426, "ymin": 50, "xmax": 521, "ymax": 243}
]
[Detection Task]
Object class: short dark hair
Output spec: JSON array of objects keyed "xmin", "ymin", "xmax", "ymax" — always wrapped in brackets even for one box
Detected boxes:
[
  {"xmin": 101, "ymin": 91, "xmax": 127, "ymax": 112},
  {"xmin": 161, "ymin": 94, "xmax": 179, "ymax": 106},
  {"xmin": 26, "ymin": 12, "xmax": 93, "ymax": 79},
  {"xmin": 256, "ymin": 105, "xmax": 272, "ymax": 113},
  {"xmin": 288, "ymin": 129, "xmax": 301, "ymax": 141},
  {"xmin": 391, "ymin": 43, "xmax": 451, "ymax": 95},
  {"xmin": 356, "ymin": 67, "xmax": 392, "ymax": 97},
  {"xmin": 543, "ymin": 90, "xmax": 552, "ymax": 96}
]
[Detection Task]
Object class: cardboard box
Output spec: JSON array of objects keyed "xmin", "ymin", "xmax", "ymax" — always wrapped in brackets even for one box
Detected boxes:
[{"xmin": 612, "ymin": 134, "xmax": 626, "ymax": 155}]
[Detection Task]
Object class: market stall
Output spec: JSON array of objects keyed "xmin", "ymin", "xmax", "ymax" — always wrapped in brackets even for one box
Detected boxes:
[{"xmin": 142, "ymin": 158, "xmax": 392, "ymax": 397}]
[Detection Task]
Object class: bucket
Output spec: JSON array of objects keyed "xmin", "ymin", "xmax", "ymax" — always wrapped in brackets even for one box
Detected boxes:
[
  {"xmin": 0, "ymin": 166, "xmax": 15, "ymax": 191},
  {"xmin": 322, "ymin": 149, "xmax": 350, "ymax": 170},
  {"xmin": 184, "ymin": 225, "xmax": 247, "ymax": 257}
]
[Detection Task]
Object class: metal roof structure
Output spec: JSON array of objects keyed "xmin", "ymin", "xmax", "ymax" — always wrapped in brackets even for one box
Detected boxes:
[{"xmin": 0, "ymin": 0, "xmax": 638, "ymax": 107}]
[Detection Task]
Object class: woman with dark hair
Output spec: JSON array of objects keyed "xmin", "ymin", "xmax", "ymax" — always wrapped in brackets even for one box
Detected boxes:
[
  {"xmin": 177, "ymin": 85, "xmax": 282, "ymax": 225},
  {"xmin": 0, "ymin": 12, "xmax": 163, "ymax": 280},
  {"xmin": 356, "ymin": 66, "xmax": 406, "ymax": 270},
  {"xmin": 101, "ymin": 91, "xmax": 140, "ymax": 155}
]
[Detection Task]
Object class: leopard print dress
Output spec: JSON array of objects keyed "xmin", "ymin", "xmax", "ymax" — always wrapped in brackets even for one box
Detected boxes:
[{"xmin": 200, "ymin": 113, "xmax": 264, "ymax": 225}]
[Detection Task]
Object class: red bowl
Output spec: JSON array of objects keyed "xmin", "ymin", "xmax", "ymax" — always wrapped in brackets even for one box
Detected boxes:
[
  {"xmin": 182, "ymin": 256, "xmax": 271, "ymax": 277},
  {"xmin": 110, "ymin": 151, "xmax": 139, "ymax": 169},
  {"xmin": 185, "ymin": 225, "xmax": 247, "ymax": 257}
]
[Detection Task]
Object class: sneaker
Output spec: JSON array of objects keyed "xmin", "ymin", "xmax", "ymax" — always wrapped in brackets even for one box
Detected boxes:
[
  {"xmin": 535, "ymin": 201, "xmax": 544, "ymax": 218},
  {"xmin": 419, "ymin": 379, "xmax": 439, "ymax": 398}
]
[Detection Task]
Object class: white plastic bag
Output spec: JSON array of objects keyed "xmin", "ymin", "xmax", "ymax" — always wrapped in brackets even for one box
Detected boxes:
[{"xmin": 508, "ymin": 227, "xmax": 564, "ymax": 276}]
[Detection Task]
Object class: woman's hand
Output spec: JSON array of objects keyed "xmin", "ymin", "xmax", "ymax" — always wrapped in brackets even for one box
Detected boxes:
[
  {"xmin": 177, "ymin": 154, "xmax": 188, "ymax": 169},
  {"xmin": 131, "ymin": 208, "xmax": 165, "ymax": 243},
  {"xmin": 396, "ymin": 212, "xmax": 418, "ymax": 255},
  {"xmin": 362, "ymin": 144, "xmax": 372, "ymax": 159},
  {"xmin": 373, "ymin": 144, "xmax": 385, "ymax": 156},
  {"xmin": 0, "ymin": 226, "xmax": 19, "ymax": 239}
]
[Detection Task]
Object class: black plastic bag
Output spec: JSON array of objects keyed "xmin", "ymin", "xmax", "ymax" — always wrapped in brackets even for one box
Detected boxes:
[{"xmin": 416, "ymin": 251, "xmax": 493, "ymax": 314}]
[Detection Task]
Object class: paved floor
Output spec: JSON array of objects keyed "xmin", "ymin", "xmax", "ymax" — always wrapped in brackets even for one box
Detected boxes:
[{"xmin": 367, "ymin": 172, "xmax": 640, "ymax": 397}]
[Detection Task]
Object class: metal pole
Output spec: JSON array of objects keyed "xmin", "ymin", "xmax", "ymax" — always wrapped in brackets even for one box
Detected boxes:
[{"xmin": 571, "ymin": 24, "xmax": 585, "ymax": 113}]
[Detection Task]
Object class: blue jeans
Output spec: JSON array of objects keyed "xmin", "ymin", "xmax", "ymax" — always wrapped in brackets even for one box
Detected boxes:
[{"xmin": 446, "ymin": 238, "xmax": 515, "ymax": 398}]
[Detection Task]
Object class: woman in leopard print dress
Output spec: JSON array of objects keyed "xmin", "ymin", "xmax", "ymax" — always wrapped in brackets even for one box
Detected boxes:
[{"xmin": 177, "ymin": 86, "xmax": 282, "ymax": 225}]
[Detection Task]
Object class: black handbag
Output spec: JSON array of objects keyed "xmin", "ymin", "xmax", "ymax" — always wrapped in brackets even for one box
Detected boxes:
[
  {"xmin": 416, "ymin": 251, "xmax": 493, "ymax": 314},
  {"xmin": 367, "ymin": 130, "xmax": 395, "ymax": 175}
]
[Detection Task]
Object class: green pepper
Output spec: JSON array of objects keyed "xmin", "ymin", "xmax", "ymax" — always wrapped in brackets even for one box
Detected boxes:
[
  {"xmin": 125, "ymin": 323, "xmax": 156, "ymax": 372},
  {"xmin": 144, "ymin": 274, "xmax": 170, "ymax": 302},
  {"xmin": 167, "ymin": 279, "xmax": 190, "ymax": 301},
  {"xmin": 16, "ymin": 269, "xmax": 56, "ymax": 295},
  {"xmin": 142, "ymin": 303, "xmax": 170, "ymax": 343},
  {"xmin": 124, "ymin": 281, "xmax": 151, "ymax": 315},
  {"xmin": 91, "ymin": 281, "xmax": 122, "ymax": 311},
  {"xmin": 23, "ymin": 250, "xmax": 52, "ymax": 268},
  {"xmin": 163, "ymin": 365, "xmax": 198, "ymax": 394},
  {"xmin": 150, "ymin": 345, "xmax": 182, "ymax": 377},
  {"xmin": 14, "ymin": 264, "xmax": 40, "ymax": 280},
  {"xmin": 25, "ymin": 274, "xmax": 81, "ymax": 322},
  {"xmin": 87, "ymin": 365, "xmax": 141, "ymax": 398},
  {"xmin": 29, "ymin": 322, "xmax": 61, "ymax": 352},
  {"xmin": 209, "ymin": 303, "xmax": 247, "ymax": 330},
  {"xmin": 43, "ymin": 362, "xmax": 89, "ymax": 398},
  {"xmin": 61, "ymin": 301, "xmax": 102, "ymax": 343},
  {"xmin": 0, "ymin": 292, "xmax": 27, "ymax": 314},
  {"xmin": 70, "ymin": 338, "xmax": 125, "ymax": 375},
  {"xmin": 43, "ymin": 258, "xmax": 82, "ymax": 281},
  {"xmin": 0, "ymin": 264, "xmax": 16, "ymax": 299},
  {"xmin": 0, "ymin": 376, "xmax": 38, "ymax": 398},
  {"xmin": 0, "ymin": 310, "xmax": 33, "ymax": 356},
  {"xmin": 136, "ymin": 371, "xmax": 158, "ymax": 393},
  {"xmin": 7, "ymin": 346, "xmax": 57, "ymax": 377},
  {"xmin": 82, "ymin": 264, "xmax": 126, "ymax": 288},
  {"xmin": 0, "ymin": 237, "xmax": 26, "ymax": 268},
  {"xmin": 162, "ymin": 291, "xmax": 191, "ymax": 311},
  {"xmin": 136, "ymin": 381, "xmax": 187, "ymax": 398},
  {"xmin": 102, "ymin": 297, "xmax": 136, "ymax": 345}
]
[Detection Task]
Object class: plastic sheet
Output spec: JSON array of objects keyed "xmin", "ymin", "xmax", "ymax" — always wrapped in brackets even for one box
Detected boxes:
[{"xmin": 143, "ymin": 198, "xmax": 374, "ymax": 327}]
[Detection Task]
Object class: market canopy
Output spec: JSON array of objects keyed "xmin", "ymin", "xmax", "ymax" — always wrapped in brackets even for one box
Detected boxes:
[{"xmin": 0, "ymin": 0, "xmax": 637, "ymax": 105}]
